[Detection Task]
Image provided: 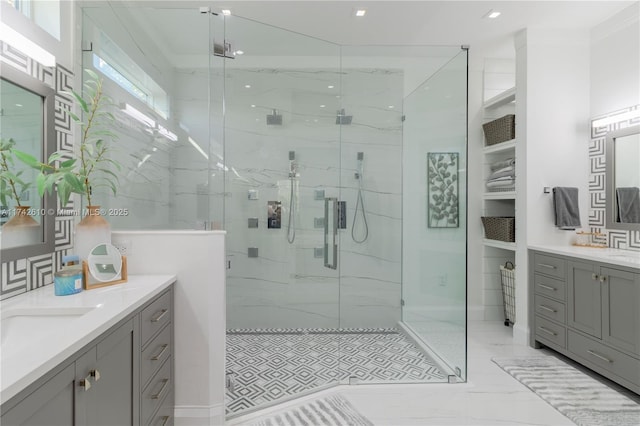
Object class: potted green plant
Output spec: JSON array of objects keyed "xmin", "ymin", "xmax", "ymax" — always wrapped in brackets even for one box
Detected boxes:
[
  {"xmin": 0, "ymin": 137, "xmax": 40, "ymax": 246},
  {"xmin": 15, "ymin": 69, "xmax": 121, "ymax": 259}
]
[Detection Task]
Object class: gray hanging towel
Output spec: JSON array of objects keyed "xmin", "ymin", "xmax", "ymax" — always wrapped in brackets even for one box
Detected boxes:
[
  {"xmin": 616, "ymin": 187, "xmax": 640, "ymax": 223},
  {"xmin": 553, "ymin": 187, "xmax": 581, "ymax": 230}
]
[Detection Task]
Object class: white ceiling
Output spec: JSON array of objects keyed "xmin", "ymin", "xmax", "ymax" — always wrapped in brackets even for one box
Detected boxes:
[{"xmin": 205, "ymin": 0, "xmax": 635, "ymax": 57}]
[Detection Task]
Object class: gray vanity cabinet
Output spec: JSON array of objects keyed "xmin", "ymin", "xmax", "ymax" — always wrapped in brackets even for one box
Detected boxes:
[
  {"xmin": 567, "ymin": 260, "xmax": 602, "ymax": 338},
  {"xmin": 0, "ymin": 364, "xmax": 75, "ymax": 426},
  {"xmin": 531, "ymin": 251, "xmax": 640, "ymax": 394},
  {"xmin": 600, "ymin": 266, "xmax": 640, "ymax": 354},
  {"xmin": 1, "ymin": 286, "xmax": 173, "ymax": 426},
  {"xmin": 75, "ymin": 319, "xmax": 137, "ymax": 426}
]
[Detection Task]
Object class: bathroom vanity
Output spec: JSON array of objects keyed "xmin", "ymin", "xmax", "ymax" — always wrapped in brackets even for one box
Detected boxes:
[
  {"xmin": 0, "ymin": 275, "xmax": 176, "ymax": 425},
  {"xmin": 529, "ymin": 245, "xmax": 640, "ymax": 393}
]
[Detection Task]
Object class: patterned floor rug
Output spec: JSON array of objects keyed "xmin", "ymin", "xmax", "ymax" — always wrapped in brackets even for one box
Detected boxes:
[
  {"xmin": 226, "ymin": 328, "xmax": 446, "ymax": 415},
  {"xmin": 247, "ymin": 394, "xmax": 373, "ymax": 426},
  {"xmin": 492, "ymin": 356, "xmax": 640, "ymax": 426}
]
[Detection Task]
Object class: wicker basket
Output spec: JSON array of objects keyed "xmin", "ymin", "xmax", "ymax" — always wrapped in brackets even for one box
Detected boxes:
[
  {"xmin": 481, "ymin": 216, "xmax": 515, "ymax": 242},
  {"xmin": 483, "ymin": 115, "xmax": 515, "ymax": 146}
]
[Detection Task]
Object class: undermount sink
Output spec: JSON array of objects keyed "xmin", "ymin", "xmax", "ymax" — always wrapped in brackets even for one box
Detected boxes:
[{"xmin": 1, "ymin": 307, "xmax": 95, "ymax": 353}]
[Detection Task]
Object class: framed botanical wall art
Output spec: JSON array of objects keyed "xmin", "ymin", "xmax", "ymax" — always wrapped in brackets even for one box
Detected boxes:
[{"xmin": 427, "ymin": 152, "xmax": 459, "ymax": 228}]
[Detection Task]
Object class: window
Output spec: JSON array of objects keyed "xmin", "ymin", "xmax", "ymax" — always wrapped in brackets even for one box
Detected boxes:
[
  {"xmin": 93, "ymin": 30, "xmax": 169, "ymax": 120},
  {"xmin": 5, "ymin": 0, "xmax": 60, "ymax": 40}
]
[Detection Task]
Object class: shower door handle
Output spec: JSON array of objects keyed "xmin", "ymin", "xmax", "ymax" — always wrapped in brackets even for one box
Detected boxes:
[{"xmin": 324, "ymin": 197, "xmax": 338, "ymax": 269}]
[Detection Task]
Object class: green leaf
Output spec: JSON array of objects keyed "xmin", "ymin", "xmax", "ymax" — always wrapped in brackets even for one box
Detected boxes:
[
  {"xmin": 98, "ymin": 168, "xmax": 119, "ymax": 182},
  {"xmin": 36, "ymin": 173, "xmax": 46, "ymax": 196},
  {"xmin": 57, "ymin": 181, "xmax": 70, "ymax": 207},
  {"xmin": 69, "ymin": 112, "xmax": 81, "ymax": 123},
  {"xmin": 48, "ymin": 151, "xmax": 65, "ymax": 164},
  {"xmin": 12, "ymin": 150, "xmax": 39, "ymax": 167},
  {"xmin": 85, "ymin": 69, "xmax": 99, "ymax": 81},
  {"xmin": 60, "ymin": 158, "xmax": 76, "ymax": 168},
  {"xmin": 71, "ymin": 90, "xmax": 89, "ymax": 113}
]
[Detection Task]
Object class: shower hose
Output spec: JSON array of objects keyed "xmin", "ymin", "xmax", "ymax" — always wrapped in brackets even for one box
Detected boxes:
[
  {"xmin": 352, "ymin": 178, "xmax": 369, "ymax": 243},
  {"xmin": 287, "ymin": 175, "xmax": 296, "ymax": 244}
]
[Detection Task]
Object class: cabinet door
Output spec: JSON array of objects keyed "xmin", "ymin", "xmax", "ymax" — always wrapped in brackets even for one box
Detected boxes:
[
  {"xmin": 567, "ymin": 260, "xmax": 601, "ymax": 338},
  {"xmin": 1, "ymin": 364, "xmax": 75, "ymax": 426},
  {"xmin": 76, "ymin": 319, "xmax": 136, "ymax": 426},
  {"xmin": 601, "ymin": 267, "xmax": 640, "ymax": 355}
]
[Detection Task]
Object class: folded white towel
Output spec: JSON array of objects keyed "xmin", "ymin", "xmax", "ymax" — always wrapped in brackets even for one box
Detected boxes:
[
  {"xmin": 490, "ymin": 158, "xmax": 515, "ymax": 171},
  {"xmin": 488, "ymin": 166, "xmax": 515, "ymax": 180},
  {"xmin": 487, "ymin": 178, "xmax": 515, "ymax": 188}
]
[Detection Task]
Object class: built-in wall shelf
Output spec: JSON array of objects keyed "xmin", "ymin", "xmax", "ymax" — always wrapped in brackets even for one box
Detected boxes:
[
  {"xmin": 483, "ymin": 139, "xmax": 516, "ymax": 154},
  {"xmin": 484, "ymin": 87, "xmax": 516, "ymax": 109},
  {"xmin": 483, "ymin": 191, "xmax": 516, "ymax": 200},
  {"xmin": 483, "ymin": 239, "xmax": 516, "ymax": 250}
]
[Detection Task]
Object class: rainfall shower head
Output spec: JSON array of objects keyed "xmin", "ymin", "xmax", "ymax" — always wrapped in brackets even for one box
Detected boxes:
[
  {"xmin": 267, "ymin": 109, "xmax": 283, "ymax": 125},
  {"xmin": 336, "ymin": 108, "xmax": 353, "ymax": 125}
]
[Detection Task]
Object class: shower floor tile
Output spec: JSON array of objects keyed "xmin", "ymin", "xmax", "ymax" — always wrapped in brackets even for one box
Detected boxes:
[{"xmin": 225, "ymin": 328, "xmax": 447, "ymax": 415}]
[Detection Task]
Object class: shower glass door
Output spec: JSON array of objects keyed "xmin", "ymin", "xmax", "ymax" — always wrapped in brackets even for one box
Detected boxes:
[{"xmin": 222, "ymin": 15, "xmax": 343, "ymax": 415}]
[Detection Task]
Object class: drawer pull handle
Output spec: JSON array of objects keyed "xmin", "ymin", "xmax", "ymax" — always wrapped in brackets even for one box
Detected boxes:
[
  {"xmin": 151, "ymin": 309, "xmax": 168, "ymax": 323},
  {"xmin": 151, "ymin": 378, "xmax": 169, "ymax": 399},
  {"xmin": 592, "ymin": 273, "xmax": 598, "ymax": 280},
  {"xmin": 539, "ymin": 263, "xmax": 557, "ymax": 270},
  {"xmin": 90, "ymin": 369, "xmax": 101, "ymax": 381},
  {"xmin": 161, "ymin": 415, "xmax": 171, "ymax": 426},
  {"xmin": 538, "ymin": 326, "xmax": 557, "ymax": 337},
  {"xmin": 151, "ymin": 344, "xmax": 169, "ymax": 361},
  {"xmin": 538, "ymin": 284, "xmax": 556, "ymax": 291},
  {"xmin": 539, "ymin": 305, "xmax": 557, "ymax": 313},
  {"xmin": 79, "ymin": 375, "xmax": 92, "ymax": 391},
  {"xmin": 599, "ymin": 275, "xmax": 607, "ymax": 283},
  {"xmin": 587, "ymin": 350, "xmax": 613, "ymax": 363}
]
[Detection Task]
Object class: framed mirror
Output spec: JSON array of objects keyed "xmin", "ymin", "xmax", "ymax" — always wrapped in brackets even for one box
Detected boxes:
[
  {"xmin": 0, "ymin": 63, "xmax": 56, "ymax": 262},
  {"xmin": 605, "ymin": 125, "xmax": 640, "ymax": 232}
]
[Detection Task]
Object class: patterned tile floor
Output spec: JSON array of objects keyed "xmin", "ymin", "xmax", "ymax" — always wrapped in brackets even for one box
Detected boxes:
[{"xmin": 226, "ymin": 328, "xmax": 447, "ymax": 415}]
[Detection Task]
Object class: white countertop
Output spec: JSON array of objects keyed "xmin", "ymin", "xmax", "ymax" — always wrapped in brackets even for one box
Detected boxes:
[
  {"xmin": 0, "ymin": 274, "xmax": 176, "ymax": 405},
  {"xmin": 528, "ymin": 244, "xmax": 640, "ymax": 270}
]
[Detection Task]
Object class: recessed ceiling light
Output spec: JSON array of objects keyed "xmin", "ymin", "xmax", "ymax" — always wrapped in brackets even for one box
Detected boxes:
[
  {"xmin": 328, "ymin": 85, "xmax": 334, "ymax": 89},
  {"xmin": 388, "ymin": 105, "xmax": 394, "ymax": 109},
  {"xmin": 483, "ymin": 9, "xmax": 501, "ymax": 19},
  {"xmin": 355, "ymin": 9, "xmax": 366, "ymax": 17},
  {"xmin": 320, "ymin": 105, "xmax": 326, "ymax": 108},
  {"xmin": 251, "ymin": 104, "xmax": 256, "ymax": 108},
  {"xmin": 221, "ymin": 9, "xmax": 231, "ymax": 16},
  {"xmin": 235, "ymin": 50, "xmax": 244, "ymax": 55},
  {"xmin": 245, "ymin": 84, "xmax": 251, "ymax": 88},
  {"xmin": 15, "ymin": 103, "xmax": 23, "ymax": 107}
]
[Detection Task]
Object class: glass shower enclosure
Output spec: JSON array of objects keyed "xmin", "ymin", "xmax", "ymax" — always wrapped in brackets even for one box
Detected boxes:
[{"xmin": 80, "ymin": 4, "xmax": 467, "ymax": 418}]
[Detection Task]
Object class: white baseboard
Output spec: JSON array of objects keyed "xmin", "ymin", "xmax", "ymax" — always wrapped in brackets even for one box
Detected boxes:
[{"xmin": 174, "ymin": 403, "xmax": 225, "ymax": 426}]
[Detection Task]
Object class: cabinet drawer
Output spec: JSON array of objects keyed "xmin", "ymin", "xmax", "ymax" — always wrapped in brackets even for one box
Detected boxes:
[
  {"xmin": 142, "ymin": 357, "xmax": 172, "ymax": 425},
  {"xmin": 147, "ymin": 386, "xmax": 174, "ymax": 426},
  {"xmin": 568, "ymin": 330, "xmax": 640, "ymax": 386},
  {"xmin": 533, "ymin": 253, "xmax": 566, "ymax": 279},
  {"xmin": 535, "ymin": 316, "xmax": 566, "ymax": 349},
  {"xmin": 534, "ymin": 295, "xmax": 566, "ymax": 324},
  {"xmin": 141, "ymin": 324, "xmax": 172, "ymax": 388},
  {"xmin": 141, "ymin": 291, "xmax": 172, "ymax": 345},
  {"xmin": 534, "ymin": 274, "xmax": 566, "ymax": 301}
]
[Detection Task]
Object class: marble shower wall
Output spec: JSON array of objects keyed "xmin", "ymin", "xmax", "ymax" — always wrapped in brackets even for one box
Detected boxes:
[{"xmin": 223, "ymin": 67, "xmax": 404, "ymax": 329}]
